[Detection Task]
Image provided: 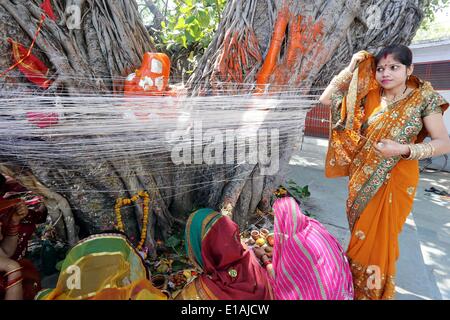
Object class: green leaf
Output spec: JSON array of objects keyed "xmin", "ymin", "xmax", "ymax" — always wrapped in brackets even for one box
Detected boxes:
[
  {"xmin": 181, "ymin": 35, "xmax": 187, "ymax": 48},
  {"xmin": 172, "ymin": 259, "xmax": 188, "ymax": 272},
  {"xmin": 190, "ymin": 24, "xmax": 202, "ymax": 40},
  {"xmin": 198, "ymin": 10, "xmax": 210, "ymax": 28},
  {"xmin": 175, "ymin": 17, "xmax": 186, "ymax": 30},
  {"xmin": 185, "ymin": 15, "xmax": 197, "ymax": 24},
  {"xmin": 166, "ymin": 235, "xmax": 181, "ymax": 248},
  {"xmin": 301, "ymin": 186, "xmax": 311, "ymax": 198}
]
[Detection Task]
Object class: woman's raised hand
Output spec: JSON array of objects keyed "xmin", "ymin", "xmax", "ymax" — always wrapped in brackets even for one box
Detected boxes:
[
  {"xmin": 11, "ymin": 201, "xmax": 28, "ymax": 225},
  {"xmin": 348, "ymin": 51, "xmax": 368, "ymax": 72}
]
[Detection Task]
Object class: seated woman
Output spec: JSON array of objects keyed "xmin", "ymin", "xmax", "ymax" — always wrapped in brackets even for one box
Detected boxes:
[
  {"xmin": 0, "ymin": 173, "xmax": 47, "ymax": 300},
  {"xmin": 36, "ymin": 232, "xmax": 167, "ymax": 300},
  {"xmin": 254, "ymin": 196, "xmax": 354, "ymax": 300},
  {"xmin": 0, "ymin": 199, "xmax": 28, "ymax": 300},
  {"xmin": 176, "ymin": 208, "xmax": 273, "ymax": 300}
]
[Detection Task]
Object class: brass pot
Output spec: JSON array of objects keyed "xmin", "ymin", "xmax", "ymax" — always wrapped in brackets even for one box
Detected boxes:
[
  {"xmin": 251, "ymin": 230, "xmax": 260, "ymax": 240},
  {"xmin": 260, "ymin": 228, "xmax": 270, "ymax": 238}
]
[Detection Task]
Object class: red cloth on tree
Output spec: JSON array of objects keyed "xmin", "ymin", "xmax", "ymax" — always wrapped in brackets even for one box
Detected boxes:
[
  {"xmin": 40, "ymin": 0, "xmax": 56, "ymax": 21},
  {"xmin": 8, "ymin": 39, "xmax": 53, "ymax": 90},
  {"xmin": 26, "ymin": 112, "xmax": 59, "ymax": 129}
]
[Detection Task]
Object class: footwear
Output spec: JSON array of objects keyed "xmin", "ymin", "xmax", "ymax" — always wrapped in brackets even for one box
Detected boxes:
[{"xmin": 425, "ymin": 186, "xmax": 449, "ymax": 196}]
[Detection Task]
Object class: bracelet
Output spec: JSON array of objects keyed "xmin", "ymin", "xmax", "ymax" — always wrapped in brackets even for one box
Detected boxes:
[
  {"xmin": 6, "ymin": 274, "xmax": 23, "ymax": 285},
  {"xmin": 6, "ymin": 231, "xmax": 19, "ymax": 237},
  {"xmin": 6, "ymin": 224, "xmax": 20, "ymax": 236},
  {"xmin": 4, "ymin": 266, "xmax": 23, "ymax": 278},
  {"xmin": 403, "ymin": 142, "xmax": 435, "ymax": 160},
  {"xmin": 6, "ymin": 277, "xmax": 23, "ymax": 290}
]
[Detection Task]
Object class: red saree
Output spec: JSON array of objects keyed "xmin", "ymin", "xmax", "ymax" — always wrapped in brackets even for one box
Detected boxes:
[
  {"xmin": 177, "ymin": 209, "xmax": 273, "ymax": 300},
  {"xmin": 1, "ymin": 177, "xmax": 47, "ymax": 300}
]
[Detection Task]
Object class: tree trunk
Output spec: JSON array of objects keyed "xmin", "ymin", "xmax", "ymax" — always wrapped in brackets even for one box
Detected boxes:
[
  {"xmin": 189, "ymin": 0, "xmax": 427, "ymax": 92},
  {"xmin": 0, "ymin": 0, "xmax": 428, "ymax": 253},
  {"xmin": 0, "ymin": 0, "xmax": 167, "ymax": 249}
]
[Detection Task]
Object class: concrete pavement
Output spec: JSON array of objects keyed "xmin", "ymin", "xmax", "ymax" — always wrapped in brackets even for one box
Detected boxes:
[{"xmin": 288, "ymin": 136, "xmax": 450, "ymax": 300}]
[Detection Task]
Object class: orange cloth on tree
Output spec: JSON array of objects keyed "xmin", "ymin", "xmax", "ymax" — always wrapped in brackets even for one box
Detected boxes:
[{"xmin": 124, "ymin": 52, "xmax": 172, "ymax": 96}]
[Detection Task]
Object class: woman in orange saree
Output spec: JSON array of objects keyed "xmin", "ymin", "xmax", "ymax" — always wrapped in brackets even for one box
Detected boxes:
[{"xmin": 320, "ymin": 45, "xmax": 450, "ymax": 300}]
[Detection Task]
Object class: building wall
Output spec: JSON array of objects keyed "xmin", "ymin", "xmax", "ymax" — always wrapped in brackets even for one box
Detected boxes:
[
  {"xmin": 410, "ymin": 41, "xmax": 450, "ymax": 63},
  {"xmin": 438, "ymin": 91, "xmax": 450, "ymax": 133},
  {"xmin": 411, "ymin": 40, "xmax": 450, "ymax": 134}
]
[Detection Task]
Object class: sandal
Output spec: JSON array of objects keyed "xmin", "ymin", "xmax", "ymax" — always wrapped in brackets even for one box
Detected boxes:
[{"xmin": 425, "ymin": 186, "xmax": 450, "ymax": 196}]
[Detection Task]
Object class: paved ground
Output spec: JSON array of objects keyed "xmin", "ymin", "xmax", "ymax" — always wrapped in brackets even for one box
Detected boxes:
[{"xmin": 288, "ymin": 137, "xmax": 450, "ymax": 300}]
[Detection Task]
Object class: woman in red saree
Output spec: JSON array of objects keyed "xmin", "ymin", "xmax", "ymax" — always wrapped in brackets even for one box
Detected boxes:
[
  {"xmin": 176, "ymin": 208, "xmax": 273, "ymax": 300},
  {"xmin": 0, "ymin": 174, "xmax": 47, "ymax": 300},
  {"xmin": 319, "ymin": 45, "xmax": 450, "ymax": 299}
]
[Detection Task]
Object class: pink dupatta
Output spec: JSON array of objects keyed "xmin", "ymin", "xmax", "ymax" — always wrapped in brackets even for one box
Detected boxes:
[{"xmin": 271, "ymin": 197, "xmax": 354, "ymax": 300}]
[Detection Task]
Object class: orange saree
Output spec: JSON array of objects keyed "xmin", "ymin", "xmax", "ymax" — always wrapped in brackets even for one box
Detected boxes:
[{"xmin": 325, "ymin": 53, "xmax": 449, "ymax": 299}]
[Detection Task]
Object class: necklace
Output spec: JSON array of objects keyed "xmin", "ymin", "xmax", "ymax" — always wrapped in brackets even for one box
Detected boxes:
[{"xmin": 381, "ymin": 85, "xmax": 408, "ymax": 105}]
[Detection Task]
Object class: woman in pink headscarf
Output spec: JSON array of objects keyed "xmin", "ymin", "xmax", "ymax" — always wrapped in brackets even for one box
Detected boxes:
[{"xmin": 256, "ymin": 196, "xmax": 354, "ymax": 300}]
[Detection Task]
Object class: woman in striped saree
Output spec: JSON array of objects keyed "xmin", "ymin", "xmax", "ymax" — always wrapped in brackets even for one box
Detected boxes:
[
  {"xmin": 320, "ymin": 45, "xmax": 450, "ymax": 299},
  {"xmin": 262, "ymin": 197, "xmax": 353, "ymax": 300}
]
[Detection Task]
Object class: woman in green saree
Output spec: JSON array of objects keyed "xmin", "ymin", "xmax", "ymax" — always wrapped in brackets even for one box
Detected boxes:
[{"xmin": 36, "ymin": 232, "xmax": 167, "ymax": 300}]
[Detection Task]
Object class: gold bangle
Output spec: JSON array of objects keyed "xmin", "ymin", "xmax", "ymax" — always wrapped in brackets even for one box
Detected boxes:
[
  {"xmin": 429, "ymin": 143, "xmax": 435, "ymax": 157},
  {"xmin": 4, "ymin": 266, "xmax": 23, "ymax": 278},
  {"xmin": 404, "ymin": 143, "xmax": 434, "ymax": 160},
  {"xmin": 402, "ymin": 145, "xmax": 412, "ymax": 159},
  {"xmin": 6, "ymin": 278, "xmax": 23, "ymax": 290},
  {"xmin": 419, "ymin": 143, "xmax": 433, "ymax": 160}
]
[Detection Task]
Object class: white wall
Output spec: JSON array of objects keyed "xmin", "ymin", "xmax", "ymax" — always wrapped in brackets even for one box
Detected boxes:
[
  {"xmin": 438, "ymin": 91, "xmax": 450, "ymax": 134},
  {"xmin": 410, "ymin": 41, "xmax": 450, "ymax": 134},
  {"xmin": 410, "ymin": 40, "xmax": 450, "ymax": 63}
]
